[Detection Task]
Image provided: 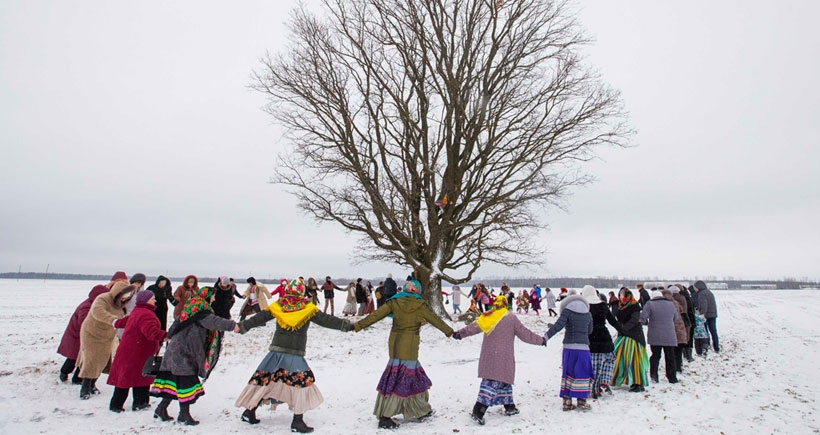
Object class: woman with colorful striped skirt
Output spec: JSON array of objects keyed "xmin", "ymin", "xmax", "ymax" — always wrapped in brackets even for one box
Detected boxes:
[
  {"xmin": 544, "ymin": 292, "xmax": 593, "ymax": 411},
  {"xmin": 150, "ymin": 285, "xmax": 238, "ymax": 425},
  {"xmin": 353, "ymin": 279, "xmax": 453, "ymax": 430},
  {"xmin": 610, "ymin": 287, "xmax": 649, "ymax": 392},
  {"xmin": 234, "ymin": 279, "xmax": 352, "ymax": 433}
]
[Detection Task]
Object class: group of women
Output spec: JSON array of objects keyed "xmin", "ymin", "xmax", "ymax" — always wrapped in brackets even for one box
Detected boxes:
[{"xmin": 57, "ymin": 271, "xmax": 704, "ymax": 431}]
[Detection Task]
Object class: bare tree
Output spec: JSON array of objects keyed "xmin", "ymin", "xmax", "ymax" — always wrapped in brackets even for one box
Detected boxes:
[{"xmin": 253, "ymin": 0, "xmax": 631, "ymax": 314}]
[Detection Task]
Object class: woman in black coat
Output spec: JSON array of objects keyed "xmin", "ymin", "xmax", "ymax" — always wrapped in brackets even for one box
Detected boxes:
[
  {"xmin": 584, "ymin": 287, "xmax": 622, "ymax": 398},
  {"xmin": 610, "ymin": 288, "xmax": 648, "ymax": 393},
  {"xmin": 147, "ymin": 276, "xmax": 173, "ymax": 331}
]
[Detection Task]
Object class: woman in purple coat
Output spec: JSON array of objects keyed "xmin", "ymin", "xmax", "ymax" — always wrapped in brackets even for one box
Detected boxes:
[{"xmin": 454, "ymin": 295, "xmax": 545, "ymax": 425}]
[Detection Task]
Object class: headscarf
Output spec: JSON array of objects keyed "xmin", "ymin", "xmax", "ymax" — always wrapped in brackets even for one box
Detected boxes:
[
  {"xmin": 618, "ymin": 287, "xmax": 638, "ymax": 310},
  {"xmin": 266, "ymin": 279, "xmax": 319, "ymax": 330},
  {"xmin": 476, "ymin": 294, "xmax": 509, "ymax": 334},
  {"xmin": 179, "ymin": 286, "xmax": 213, "ymax": 323}
]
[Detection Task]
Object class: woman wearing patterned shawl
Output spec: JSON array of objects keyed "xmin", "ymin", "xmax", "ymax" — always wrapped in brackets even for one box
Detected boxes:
[
  {"xmin": 353, "ymin": 279, "xmax": 454, "ymax": 430},
  {"xmin": 610, "ymin": 287, "xmax": 649, "ymax": 392},
  {"xmin": 150, "ymin": 285, "xmax": 238, "ymax": 426},
  {"xmin": 452, "ymin": 295, "xmax": 545, "ymax": 425},
  {"xmin": 235, "ymin": 279, "xmax": 352, "ymax": 433}
]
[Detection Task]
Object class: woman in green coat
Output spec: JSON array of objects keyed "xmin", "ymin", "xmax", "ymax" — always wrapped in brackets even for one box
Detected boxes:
[{"xmin": 353, "ymin": 279, "xmax": 453, "ymax": 430}]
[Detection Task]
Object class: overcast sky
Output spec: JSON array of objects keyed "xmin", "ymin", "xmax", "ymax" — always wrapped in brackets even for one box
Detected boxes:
[{"xmin": 1, "ymin": 1, "xmax": 818, "ymax": 282}]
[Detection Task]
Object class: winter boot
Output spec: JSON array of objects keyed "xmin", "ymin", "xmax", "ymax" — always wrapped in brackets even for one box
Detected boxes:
[
  {"xmin": 503, "ymin": 404, "xmax": 520, "ymax": 416},
  {"xmin": 177, "ymin": 403, "xmax": 199, "ymax": 426},
  {"xmin": 471, "ymin": 402, "xmax": 487, "ymax": 425},
  {"xmin": 90, "ymin": 378, "xmax": 101, "ymax": 395},
  {"xmin": 80, "ymin": 378, "xmax": 93, "ymax": 400},
  {"xmin": 153, "ymin": 398, "xmax": 173, "ymax": 422},
  {"xmin": 241, "ymin": 408, "xmax": 260, "ymax": 425},
  {"xmin": 291, "ymin": 414, "xmax": 314, "ymax": 433},
  {"xmin": 71, "ymin": 369, "xmax": 83, "ymax": 385},
  {"xmin": 378, "ymin": 416, "xmax": 400, "ymax": 429},
  {"xmin": 576, "ymin": 398, "xmax": 591, "ymax": 411},
  {"xmin": 562, "ymin": 397, "xmax": 575, "ymax": 411},
  {"xmin": 684, "ymin": 347, "xmax": 694, "ymax": 362}
]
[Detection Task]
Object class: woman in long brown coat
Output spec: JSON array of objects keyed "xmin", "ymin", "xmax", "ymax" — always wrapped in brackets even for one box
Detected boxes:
[
  {"xmin": 172, "ymin": 275, "xmax": 199, "ymax": 319},
  {"xmin": 665, "ymin": 287, "xmax": 690, "ymax": 373},
  {"xmin": 77, "ymin": 282, "xmax": 136, "ymax": 399}
]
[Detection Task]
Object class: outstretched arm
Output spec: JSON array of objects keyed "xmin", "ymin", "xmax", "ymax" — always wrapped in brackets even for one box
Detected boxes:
[
  {"xmin": 422, "ymin": 306, "xmax": 454, "ymax": 337},
  {"xmin": 237, "ymin": 310, "xmax": 274, "ymax": 333},
  {"xmin": 353, "ymin": 303, "xmax": 392, "ymax": 332}
]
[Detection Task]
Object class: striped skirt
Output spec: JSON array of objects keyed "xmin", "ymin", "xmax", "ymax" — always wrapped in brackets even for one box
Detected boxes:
[
  {"xmin": 591, "ymin": 352, "xmax": 615, "ymax": 392},
  {"xmin": 149, "ymin": 371, "xmax": 204, "ymax": 404},
  {"xmin": 477, "ymin": 379, "xmax": 514, "ymax": 407},
  {"xmin": 559, "ymin": 349, "xmax": 593, "ymax": 399},
  {"xmin": 611, "ymin": 336, "xmax": 649, "ymax": 387}
]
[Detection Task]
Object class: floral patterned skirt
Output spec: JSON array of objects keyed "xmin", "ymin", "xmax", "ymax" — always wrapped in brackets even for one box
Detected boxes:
[
  {"xmin": 234, "ymin": 351, "xmax": 323, "ymax": 414},
  {"xmin": 373, "ymin": 358, "xmax": 433, "ymax": 419}
]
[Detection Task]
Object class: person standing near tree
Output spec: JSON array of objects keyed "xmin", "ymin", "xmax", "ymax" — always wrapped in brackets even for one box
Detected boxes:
[
  {"xmin": 382, "ymin": 274, "xmax": 398, "ymax": 302},
  {"xmin": 443, "ymin": 284, "xmax": 468, "ymax": 315},
  {"xmin": 352, "ymin": 279, "xmax": 454, "ymax": 430}
]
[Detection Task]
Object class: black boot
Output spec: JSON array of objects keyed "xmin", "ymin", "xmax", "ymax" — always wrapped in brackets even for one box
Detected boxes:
[
  {"xmin": 71, "ymin": 369, "xmax": 82, "ymax": 385},
  {"xmin": 378, "ymin": 416, "xmax": 399, "ymax": 430},
  {"xmin": 80, "ymin": 378, "xmax": 92, "ymax": 400},
  {"xmin": 177, "ymin": 403, "xmax": 199, "ymax": 426},
  {"xmin": 504, "ymin": 404, "xmax": 520, "ymax": 416},
  {"xmin": 471, "ymin": 402, "xmax": 487, "ymax": 425},
  {"xmin": 241, "ymin": 408, "xmax": 260, "ymax": 425},
  {"xmin": 90, "ymin": 378, "xmax": 101, "ymax": 395},
  {"xmin": 291, "ymin": 414, "xmax": 314, "ymax": 433},
  {"xmin": 153, "ymin": 398, "xmax": 173, "ymax": 422},
  {"xmin": 59, "ymin": 371, "xmax": 68, "ymax": 382}
]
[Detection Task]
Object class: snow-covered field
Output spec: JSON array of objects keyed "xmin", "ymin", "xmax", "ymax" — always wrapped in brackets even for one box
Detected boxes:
[{"xmin": 0, "ymin": 279, "xmax": 817, "ymax": 434}]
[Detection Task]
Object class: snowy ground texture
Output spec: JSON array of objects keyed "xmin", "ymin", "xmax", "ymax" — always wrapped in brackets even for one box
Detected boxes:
[{"xmin": 0, "ymin": 279, "xmax": 818, "ymax": 434}]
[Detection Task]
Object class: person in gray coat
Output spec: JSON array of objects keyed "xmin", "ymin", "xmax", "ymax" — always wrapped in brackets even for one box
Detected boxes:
[
  {"xmin": 640, "ymin": 291, "xmax": 679, "ymax": 384},
  {"xmin": 545, "ymin": 294, "xmax": 594, "ymax": 411},
  {"xmin": 693, "ymin": 280, "xmax": 719, "ymax": 353},
  {"xmin": 149, "ymin": 286, "xmax": 238, "ymax": 426}
]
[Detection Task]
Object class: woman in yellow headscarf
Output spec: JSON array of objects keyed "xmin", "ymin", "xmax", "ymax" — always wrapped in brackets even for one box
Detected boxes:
[
  {"xmin": 235, "ymin": 279, "xmax": 352, "ymax": 433},
  {"xmin": 452, "ymin": 295, "xmax": 545, "ymax": 425}
]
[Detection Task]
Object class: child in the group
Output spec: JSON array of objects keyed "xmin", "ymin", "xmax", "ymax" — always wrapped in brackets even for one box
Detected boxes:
[
  {"xmin": 453, "ymin": 295, "xmax": 545, "ymax": 425},
  {"xmin": 516, "ymin": 290, "xmax": 530, "ymax": 314},
  {"xmin": 693, "ymin": 309, "xmax": 709, "ymax": 357}
]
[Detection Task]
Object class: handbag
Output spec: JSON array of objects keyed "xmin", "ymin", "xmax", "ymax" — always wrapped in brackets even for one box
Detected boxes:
[{"xmin": 142, "ymin": 344, "xmax": 164, "ymax": 377}]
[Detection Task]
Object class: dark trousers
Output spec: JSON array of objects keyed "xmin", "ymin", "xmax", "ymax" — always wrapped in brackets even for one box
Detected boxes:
[
  {"xmin": 649, "ymin": 345, "xmax": 678, "ymax": 382},
  {"xmin": 705, "ymin": 317, "xmax": 720, "ymax": 352},
  {"xmin": 674, "ymin": 345, "xmax": 684, "ymax": 372},
  {"xmin": 60, "ymin": 358, "xmax": 82, "ymax": 383},
  {"xmin": 695, "ymin": 338, "xmax": 710, "ymax": 355},
  {"xmin": 111, "ymin": 386, "xmax": 150, "ymax": 410}
]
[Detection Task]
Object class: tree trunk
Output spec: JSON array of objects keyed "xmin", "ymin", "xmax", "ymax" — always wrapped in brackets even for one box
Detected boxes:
[{"xmin": 418, "ymin": 268, "xmax": 447, "ymax": 318}]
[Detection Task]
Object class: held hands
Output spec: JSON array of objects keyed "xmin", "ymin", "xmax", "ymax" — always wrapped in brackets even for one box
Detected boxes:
[
  {"xmin": 452, "ymin": 331, "xmax": 462, "ymax": 340},
  {"xmin": 233, "ymin": 324, "xmax": 240, "ymax": 333}
]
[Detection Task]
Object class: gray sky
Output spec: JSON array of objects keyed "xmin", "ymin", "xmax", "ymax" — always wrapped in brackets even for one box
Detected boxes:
[{"xmin": 1, "ymin": 1, "xmax": 818, "ymax": 282}]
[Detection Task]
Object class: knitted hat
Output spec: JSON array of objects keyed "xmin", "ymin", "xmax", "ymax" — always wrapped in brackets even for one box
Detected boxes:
[
  {"xmin": 135, "ymin": 290, "xmax": 154, "ymax": 304},
  {"xmin": 130, "ymin": 273, "xmax": 146, "ymax": 284},
  {"xmin": 111, "ymin": 271, "xmax": 128, "ymax": 282},
  {"xmin": 581, "ymin": 285, "xmax": 601, "ymax": 304}
]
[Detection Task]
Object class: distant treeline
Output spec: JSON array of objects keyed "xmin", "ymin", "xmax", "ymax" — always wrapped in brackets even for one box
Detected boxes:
[{"xmin": 2, "ymin": 272, "xmax": 816, "ymax": 290}]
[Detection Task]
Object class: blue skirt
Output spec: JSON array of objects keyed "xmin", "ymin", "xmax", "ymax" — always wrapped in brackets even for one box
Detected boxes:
[{"xmin": 559, "ymin": 349, "xmax": 593, "ymax": 399}]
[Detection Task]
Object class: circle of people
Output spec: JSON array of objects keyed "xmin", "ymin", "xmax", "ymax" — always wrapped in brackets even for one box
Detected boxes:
[{"xmin": 56, "ymin": 271, "xmax": 720, "ymax": 431}]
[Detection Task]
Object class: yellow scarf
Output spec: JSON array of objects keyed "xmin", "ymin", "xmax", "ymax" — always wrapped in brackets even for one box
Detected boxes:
[
  {"xmin": 267, "ymin": 301, "xmax": 320, "ymax": 331},
  {"xmin": 476, "ymin": 308, "xmax": 509, "ymax": 334}
]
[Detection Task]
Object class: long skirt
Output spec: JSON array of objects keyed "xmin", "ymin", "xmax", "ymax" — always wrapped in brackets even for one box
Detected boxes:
[
  {"xmin": 591, "ymin": 352, "xmax": 615, "ymax": 393},
  {"xmin": 342, "ymin": 301, "xmax": 357, "ymax": 315},
  {"xmin": 611, "ymin": 336, "xmax": 649, "ymax": 387},
  {"xmin": 149, "ymin": 371, "xmax": 204, "ymax": 404},
  {"xmin": 373, "ymin": 359, "xmax": 432, "ymax": 419},
  {"xmin": 559, "ymin": 349, "xmax": 593, "ymax": 399},
  {"xmin": 234, "ymin": 351, "xmax": 323, "ymax": 415},
  {"xmin": 477, "ymin": 379, "xmax": 513, "ymax": 407}
]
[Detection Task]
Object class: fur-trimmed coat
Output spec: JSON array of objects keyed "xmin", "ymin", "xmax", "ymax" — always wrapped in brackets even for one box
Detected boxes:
[{"xmin": 78, "ymin": 283, "xmax": 133, "ymax": 379}]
